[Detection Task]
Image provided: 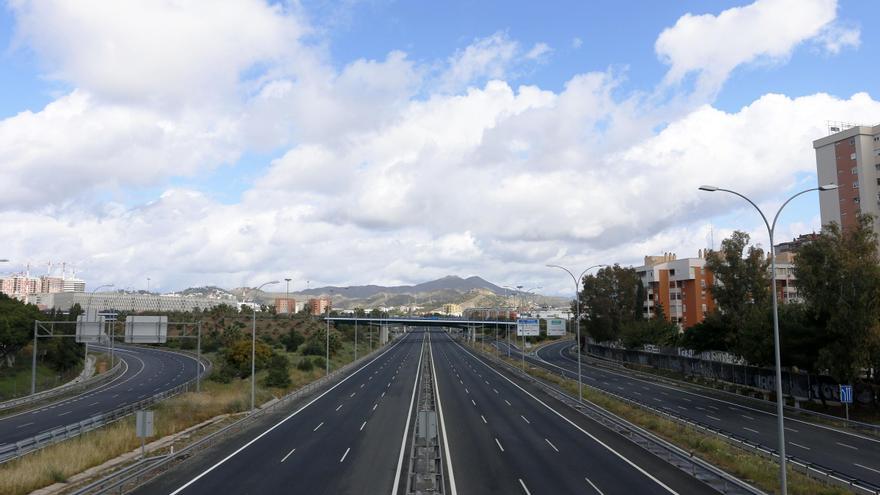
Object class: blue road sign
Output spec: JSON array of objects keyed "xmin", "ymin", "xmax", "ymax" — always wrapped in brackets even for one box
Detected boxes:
[{"xmin": 840, "ymin": 384, "xmax": 853, "ymax": 404}]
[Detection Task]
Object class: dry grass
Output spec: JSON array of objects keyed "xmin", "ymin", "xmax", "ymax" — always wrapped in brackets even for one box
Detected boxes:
[{"xmin": 469, "ymin": 341, "xmax": 847, "ymax": 495}]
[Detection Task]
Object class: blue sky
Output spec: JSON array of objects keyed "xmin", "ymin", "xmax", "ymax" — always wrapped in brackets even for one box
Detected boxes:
[{"xmin": 0, "ymin": 0, "xmax": 877, "ymax": 293}]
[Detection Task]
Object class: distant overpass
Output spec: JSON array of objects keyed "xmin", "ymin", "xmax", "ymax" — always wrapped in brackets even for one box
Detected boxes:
[{"xmin": 323, "ymin": 316, "xmax": 516, "ymax": 330}]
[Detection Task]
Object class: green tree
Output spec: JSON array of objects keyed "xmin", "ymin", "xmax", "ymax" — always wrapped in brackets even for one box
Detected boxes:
[
  {"xmin": 620, "ymin": 303, "xmax": 679, "ymax": 349},
  {"xmin": 222, "ymin": 339, "xmax": 272, "ymax": 378},
  {"xmin": 579, "ymin": 265, "xmax": 642, "ymax": 344},
  {"xmin": 281, "ymin": 329, "xmax": 305, "ymax": 352},
  {"xmin": 0, "ymin": 294, "xmax": 42, "ymax": 368},
  {"xmin": 263, "ymin": 353, "xmax": 291, "ymax": 388},
  {"xmin": 794, "ymin": 215, "xmax": 880, "ymax": 383}
]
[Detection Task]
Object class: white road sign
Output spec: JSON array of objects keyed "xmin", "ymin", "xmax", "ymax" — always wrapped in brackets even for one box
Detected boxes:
[
  {"xmin": 517, "ymin": 318, "xmax": 540, "ymax": 337},
  {"xmin": 125, "ymin": 316, "xmax": 168, "ymax": 344},
  {"xmin": 545, "ymin": 318, "xmax": 566, "ymax": 336}
]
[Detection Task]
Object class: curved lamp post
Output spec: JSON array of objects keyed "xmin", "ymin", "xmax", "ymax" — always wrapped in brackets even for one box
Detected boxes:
[
  {"xmin": 546, "ymin": 264, "xmax": 607, "ymax": 404},
  {"xmin": 250, "ymin": 280, "xmax": 279, "ymax": 411},
  {"xmin": 699, "ymin": 183, "xmax": 838, "ymax": 494}
]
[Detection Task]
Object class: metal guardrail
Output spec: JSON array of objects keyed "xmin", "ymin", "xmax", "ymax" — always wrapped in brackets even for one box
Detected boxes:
[
  {"xmin": 464, "ymin": 341, "xmax": 765, "ymax": 495},
  {"xmin": 579, "ymin": 345, "xmax": 880, "ymax": 437},
  {"xmin": 69, "ymin": 339, "xmax": 397, "ymax": 495},
  {"xmin": 529, "ymin": 344, "xmax": 880, "ymax": 495},
  {"xmin": 0, "ymin": 357, "xmax": 125, "ymax": 413},
  {"xmin": 0, "ymin": 351, "xmax": 212, "ymax": 465}
]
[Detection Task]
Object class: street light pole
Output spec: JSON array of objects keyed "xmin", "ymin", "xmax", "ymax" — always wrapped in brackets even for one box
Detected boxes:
[
  {"xmin": 250, "ymin": 280, "xmax": 279, "ymax": 412},
  {"xmin": 284, "ymin": 278, "xmax": 292, "ymax": 318},
  {"xmin": 547, "ymin": 264, "xmax": 606, "ymax": 404},
  {"xmin": 699, "ymin": 183, "xmax": 838, "ymax": 495}
]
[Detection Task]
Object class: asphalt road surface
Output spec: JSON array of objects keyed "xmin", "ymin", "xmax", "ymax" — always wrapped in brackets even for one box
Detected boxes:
[
  {"xmin": 0, "ymin": 345, "xmax": 201, "ymax": 447},
  {"xmin": 137, "ymin": 329, "xmax": 718, "ymax": 494},
  {"xmin": 513, "ymin": 338, "xmax": 880, "ymax": 489}
]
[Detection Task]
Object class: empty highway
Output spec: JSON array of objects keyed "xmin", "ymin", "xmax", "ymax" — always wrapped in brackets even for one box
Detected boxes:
[
  {"xmin": 508, "ymin": 338, "xmax": 880, "ymax": 490},
  {"xmin": 0, "ymin": 345, "xmax": 201, "ymax": 449},
  {"xmin": 135, "ymin": 329, "xmax": 720, "ymax": 494}
]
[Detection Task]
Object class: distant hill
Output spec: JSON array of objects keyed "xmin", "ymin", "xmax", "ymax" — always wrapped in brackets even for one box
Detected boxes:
[
  {"xmin": 174, "ymin": 286, "xmax": 236, "ymax": 300},
  {"xmin": 294, "ymin": 275, "xmax": 509, "ymax": 299}
]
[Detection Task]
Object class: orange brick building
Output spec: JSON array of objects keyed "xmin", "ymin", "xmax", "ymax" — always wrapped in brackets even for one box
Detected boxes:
[{"xmin": 636, "ymin": 252, "xmax": 716, "ymax": 329}]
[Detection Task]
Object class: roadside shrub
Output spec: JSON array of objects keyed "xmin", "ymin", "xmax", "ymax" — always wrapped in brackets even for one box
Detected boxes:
[{"xmin": 296, "ymin": 358, "xmax": 314, "ymax": 371}]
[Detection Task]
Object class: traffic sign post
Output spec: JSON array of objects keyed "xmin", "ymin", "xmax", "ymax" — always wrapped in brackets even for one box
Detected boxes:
[
  {"xmin": 840, "ymin": 385, "xmax": 852, "ymax": 421},
  {"xmin": 136, "ymin": 410, "xmax": 154, "ymax": 459}
]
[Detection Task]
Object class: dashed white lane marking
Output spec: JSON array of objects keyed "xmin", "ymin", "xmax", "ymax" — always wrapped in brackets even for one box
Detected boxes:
[
  {"xmin": 789, "ymin": 442, "xmax": 810, "ymax": 450},
  {"xmin": 16, "ymin": 422, "xmax": 34, "ymax": 428},
  {"xmin": 465, "ymin": 388, "xmax": 469, "ymax": 394},
  {"xmin": 855, "ymin": 463, "xmax": 880, "ymax": 475},
  {"xmin": 481, "ymin": 415, "xmax": 487, "ymax": 424},
  {"xmin": 706, "ymin": 415, "xmax": 722, "ymax": 421},
  {"xmin": 743, "ymin": 427, "xmax": 760, "ymax": 434},
  {"xmin": 350, "ymin": 392, "xmax": 357, "ymax": 398},
  {"xmin": 495, "ymin": 438, "xmax": 504, "ymax": 452},
  {"xmin": 58, "ymin": 411, "xmax": 71, "ymax": 417},
  {"xmin": 360, "ymin": 421, "xmax": 367, "ymax": 431},
  {"xmin": 518, "ymin": 478, "xmax": 530, "ymax": 495},
  {"xmin": 504, "ymin": 400, "xmax": 511, "ymax": 406},
  {"xmin": 381, "ymin": 391, "xmax": 386, "ymax": 398},
  {"xmin": 373, "ymin": 403, "xmax": 378, "ymax": 411},
  {"xmin": 585, "ymin": 477, "xmax": 605, "ymax": 495},
  {"xmin": 340, "ymin": 447, "xmax": 350, "ymax": 462},
  {"xmin": 493, "ymin": 388, "xmax": 498, "ymax": 394},
  {"xmin": 471, "ymin": 399, "xmax": 476, "ymax": 406},
  {"xmin": 740, "ymin": 415, "xmax": 754, "ymax": 421},
  {"xmin": 88, "ymin": 401, "xmax": 99, "ymax": 406},
  {"xmin": 281, "ymin": 448, "xmax": 296, "ymax": 462},
  {"xmin": 836, "ymin": 442, "xmax": 858, "ymax": 450},
  {"xmin": 520, "ymin": 415, "xmax": 530, "ymax": 424},
  {"xmin": 313, "ymin": 422, "xmax": 324, "ymax": 432},
  {"xmin": 784, "ymin": 427, "xmax": 799, "ymax": 433},
  {"xmin": 336, "ymin": 404, "xmax": 343, "ymax": 411},
  {"xmin": 545, "ymin": 438, "xmax": 559, "ymax": 452}
]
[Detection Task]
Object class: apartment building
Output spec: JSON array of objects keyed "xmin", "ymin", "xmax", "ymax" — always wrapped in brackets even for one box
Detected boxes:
[
  {"xmin": 814, "ymin": 123, "xmax": 880, "ymax": 235},
  {"xmin": 309, "ymin": 297, "xmax": 331, "ymax": 316},
  {"xmin": 274, "ymin": 297, "xmax": 297, "ymax": 314},
  {"xmin": 635, "ymin": 252, "xmax": 715, "ymax": 329},
  {"xmin": 30, "ymin": 292, "xmax": 230, "ymax": 313}
]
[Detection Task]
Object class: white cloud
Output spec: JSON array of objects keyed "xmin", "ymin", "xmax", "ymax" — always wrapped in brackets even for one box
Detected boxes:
[
  {"xmin": 655, "ymin": 0, "xmax": 838, "ymax": 97},
  {"xmin": 814, "ymin": 22, "xmax": 860, "ymax": 54},
  {"xmin": 1, "ymin": 0, "xmax": 874, "ymax": 295},
  {"xmin": 8, "ymin": 0, "xmax": 306, "ymax": 107},
  {"xmin": 571, "ymin": 37, "xmax": 583, "ymax": 49}
]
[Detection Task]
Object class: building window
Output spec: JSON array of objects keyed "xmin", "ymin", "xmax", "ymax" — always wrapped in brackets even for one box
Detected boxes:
[
  {"xmin": 850, "ymin": 138, "xmax": 856, "ymax": 145},
  {"xmin": 853, "ymin": 167, "xmax": 858, "ymax": 174},
  {"xmin": 854, "ymin": 181, "xmax": 860, "ymax": 189},
  {"xmin": 852, "ymin": 152, "xmax": 857, "ymax": 160},
  {"xmin": 669, "ymin": 269, "xmax": 676, "ymax": 276}
]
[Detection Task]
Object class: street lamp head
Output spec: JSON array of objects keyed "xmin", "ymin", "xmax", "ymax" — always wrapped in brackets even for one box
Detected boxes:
[
  {"xmin": 819, "ymin": 183, "xmax": 838, "ymax": 191},
  {"xmin": 698, "ymin": 185, "xmax": 719, "ymax": 192}
]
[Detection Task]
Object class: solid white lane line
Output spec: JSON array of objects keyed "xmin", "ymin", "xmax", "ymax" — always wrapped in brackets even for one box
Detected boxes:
[
  {"xmin": 585, "ymin": 477, "xmax": 605, "ymax": 495},
  {"xmin": 391, "ymin": 335, "xmax": 426, "ymax": 495},
  {"xmin": 340, "ymin": 447, "xmax": 350, "ymax": 462},
  {"xmin": 855, "ymin": 463, "xmax": 880, "ymax": 475},
  {"xmin": 495, "ymin": 438, "xmax": 504, "ymax": 452},
  {"xmin": 545, "ymin": 438, "xmax": 559, "ymax": 452},
  {"xmin": 313, "ymin": 422, "xmax": 324, "ymax": 432},
  {"xmin": 836, "ymin": 441, "xmax": 858, "ymax": 450},
  {"xmin": 518, "ymin": 478, "xmax": 530, "ymax": 495},
  {"xmin": 429, "ymin": 334, "xmax": 457, "ymax": 495},
  {"xmin": 281, "ymin": 448, "xmax": 296, "ymax": 462},
  {"xmin": 520, "ymin": 415, "xmax": 530, "ymax": 424},
  {"xmin": 789, "ymin": 442, "xmax": 810, "ymax": 450},
  {"xmin": 360, "ymin": 421, "xmax": 367, "ymax": 431}
]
